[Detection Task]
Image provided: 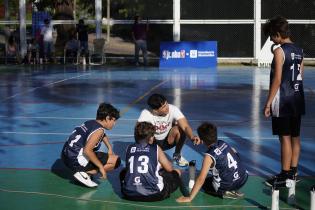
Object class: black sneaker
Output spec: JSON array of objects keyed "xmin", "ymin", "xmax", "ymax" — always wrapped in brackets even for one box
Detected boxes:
[
  {"xmin": 265, "ymin": 173, "xmax": 283, "ymax": 187},
  {"xmin": 265, "ymin": 172, "xmax": 295, "ymax": 188}
]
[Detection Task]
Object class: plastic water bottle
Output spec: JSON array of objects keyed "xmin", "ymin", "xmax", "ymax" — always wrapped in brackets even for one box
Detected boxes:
[
  {"xmin": 271, "ymin": 187, "xmax": 279, "ymax": 210},
  {"xmin": 188, "ymin": 160, "xmax": 196, "ymax": 192},
  {"xmin": 287, "ymin": 179, "xmax": 296, "ymax": 205},
  {"xmin": 311, "ymin": 186, "xmax": 315, "ymax": 210}
]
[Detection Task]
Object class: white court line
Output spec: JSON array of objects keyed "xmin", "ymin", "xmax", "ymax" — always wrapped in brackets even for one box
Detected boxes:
[
  {"xmin": 0, "ymin": 187, "xmax": 294, "ymax": 209},
  {"xmin": 1, "ymin": 73, "xmax": 91, "ymax": 101}
]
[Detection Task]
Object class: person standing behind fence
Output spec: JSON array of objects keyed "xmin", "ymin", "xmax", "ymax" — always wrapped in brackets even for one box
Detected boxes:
[
  {"xmin": 41, "ymin": 19, "xmax": 55, "ymax": 63},
  {"xmin": 77, "ymin": 19, "xmax": 89, "ymax": 63},
  {"xmin": 132, "ymin": 15, "xmax": 149, "ymax": 66},
  {"xmin": 263, "ymin": 16, "xmax": 305, "ymax": 188}
]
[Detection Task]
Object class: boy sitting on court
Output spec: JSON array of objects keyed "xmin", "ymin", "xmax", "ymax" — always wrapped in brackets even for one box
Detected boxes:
[
  {"xmin": 61, "ymin": 103, "xmax": 121, "ymax": 187},
  {"xmin": 177, "ymin": 122, "xmax": 248, "ymax": 202},
  {"xmin": 120, "ymin": 122, "xmax": 181, "ymax": 201}
]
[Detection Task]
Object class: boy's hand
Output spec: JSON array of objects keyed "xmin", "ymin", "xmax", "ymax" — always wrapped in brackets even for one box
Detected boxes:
[
  {"xmin": 176, "ymin": 196, "xmax": 192, "ymax": 203},
  {"xmin": 264, "ymin": 105, "xmax": 271, "ymax": 117},
  {"xmin": 99, "ymin": 167, "xmax": 107, "ymax": 179}
]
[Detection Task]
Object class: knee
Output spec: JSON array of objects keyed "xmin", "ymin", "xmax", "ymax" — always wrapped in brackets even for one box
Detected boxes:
[{"xmin": 114, "ymin": 156, "xmax": 121, "ymax": 169}]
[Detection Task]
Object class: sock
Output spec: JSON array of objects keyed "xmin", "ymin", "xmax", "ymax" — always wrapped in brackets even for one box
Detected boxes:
[{"xmin": 290, "ymin": 166, "xmax": 297, "ymax": 175}]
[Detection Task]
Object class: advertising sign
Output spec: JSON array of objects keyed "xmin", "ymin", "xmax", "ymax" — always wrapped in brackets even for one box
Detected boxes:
[{"xmin": 160, "ymin": 41, "xmax": 217, "ymax": 68}]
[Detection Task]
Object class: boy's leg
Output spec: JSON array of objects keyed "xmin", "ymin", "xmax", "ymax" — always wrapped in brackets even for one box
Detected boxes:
[
  {"xmin": 291, "ymin": 136, "xmax": 300, "ymax": 168},
  {"xmin": 280, "ymin": 135, "xmax": 292, "ymax": 171},
  {"xmin": 202, "ymin": 177, "xmax": 223, "ymax": 197},
  {"xmin": 103, "ymin": 154, "xmax": 121, "ymax": 171},
  {"xmin": 134, "ymin": 41, "xmax": 140, "ymax": 65},
  {"xmin": 168, "ymin": 126, "xmax": 188, "ymax": 166}
]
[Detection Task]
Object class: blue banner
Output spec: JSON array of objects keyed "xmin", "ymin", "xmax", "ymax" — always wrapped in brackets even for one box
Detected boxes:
[{"xmin": 160, "ymin": 41, "xmax": 217, "ymax": 68}]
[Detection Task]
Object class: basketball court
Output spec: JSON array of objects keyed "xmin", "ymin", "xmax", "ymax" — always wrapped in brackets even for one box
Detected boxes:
[{"xmin": 0, "ymin": 65, "xmax": 314, "ymax": 209}]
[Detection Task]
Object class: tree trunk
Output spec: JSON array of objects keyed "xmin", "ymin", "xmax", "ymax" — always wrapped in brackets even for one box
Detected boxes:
[{"xmin": 53, "ymin": 0, "xmax": 75, "ymax": 56}]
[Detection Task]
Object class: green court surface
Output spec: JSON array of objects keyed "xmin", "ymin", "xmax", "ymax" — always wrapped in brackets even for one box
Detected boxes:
[{"xmin": 0, "ymin": 169, "xmax": 313, "ymax": 210}]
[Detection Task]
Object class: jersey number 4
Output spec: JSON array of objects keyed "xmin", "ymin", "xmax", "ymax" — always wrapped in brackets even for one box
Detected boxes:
[
  {"xmin": 128, "ymin": 155, "xmax": 149, "ymax": 174},
  {"xmin": 227, "ymin": 152, "xmax": 238, "ymax": 170}
]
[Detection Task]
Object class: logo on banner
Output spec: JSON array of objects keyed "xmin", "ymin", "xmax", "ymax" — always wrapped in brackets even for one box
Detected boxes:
[
  {"xmin": 190, "ymin": 50, "xmax": 198, "ymax": 58},
  {"xmin": 162, "ymin": 50, "xmax": 186, "ymax": 60}
]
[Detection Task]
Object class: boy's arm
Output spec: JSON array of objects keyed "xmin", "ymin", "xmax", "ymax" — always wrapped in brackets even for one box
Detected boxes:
[
  {"xmin": 177, "ymin": 155, "xmax": 213, "ymax": 203},
  {"xmin": 102, "ymin": 135, "xmax": 113, "ymax": 155},
  {"xmin": 177, "ymin": 117, "xmax": 201, "ymax": 145},
  {"xmin": 157, "ymin": 146, "xmax": 174, "ymax": 172},
  {"xmin": 84, "ymin": 129, "xmax": 106, "ymax": 178},
  {"xmin": 264, "ymin": 47, "xmax": 283, "ymax": 117}
]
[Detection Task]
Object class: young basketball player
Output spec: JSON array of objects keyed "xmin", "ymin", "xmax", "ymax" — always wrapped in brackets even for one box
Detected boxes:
[
  {"xmin": 263, "ymin": 16, "xmax": 305, "ymax": 187},
  {"xmin": 177, "ymin": 122, "xmax": 248, "ymax": 202},
  {"xmin": 120, "ymin": 122, "xmax": 181, "ymax": 201},
  {"xmin": 61, "ymin": 103, "xmax": 121, "ymax": 187},
  {"xmin": 137, "ymin": 93, "xmax": 201, "ymax": 167}
]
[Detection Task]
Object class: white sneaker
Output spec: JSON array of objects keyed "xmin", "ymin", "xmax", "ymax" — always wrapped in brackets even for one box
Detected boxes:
[
  {"xmin": 73, "ymin": 172, "xmax": 98, "ymax": 188},
  {"xmin": 173, "ymin": 153, "xmax": 189, "ymax": 167}
]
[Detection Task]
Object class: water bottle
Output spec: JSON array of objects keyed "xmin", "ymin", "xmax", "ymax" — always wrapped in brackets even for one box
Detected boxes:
[{"xmin": 188, "ymin": 160, "xmax": 196, "ymax": 192}]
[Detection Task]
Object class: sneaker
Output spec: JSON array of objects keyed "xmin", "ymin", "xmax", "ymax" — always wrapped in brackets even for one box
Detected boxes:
[
  {"xmin": 265, "ymin": 172, "xmax": 295, "ymax": 188},
  {"xmin": 73, "ymin": 172, "xmax": 98, "ymax": 188},
  {"xmin": 173, "ymin": 153, "xmax": 189, "ymax": 167},
  {"xmin": 223, "ymin": 190, "xmax": 244, "ymax": 199}
]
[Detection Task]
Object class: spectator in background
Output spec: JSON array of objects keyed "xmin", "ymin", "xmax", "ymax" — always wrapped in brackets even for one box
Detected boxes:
[
  {"xmin": 132, "ymin": 15, "xmax": 149, "ymax": 66},
  {"xmin": 27, "ymin": 38, "xmax": 39, "ymax": 64},
  {"xmin": 41, "ymin": 19, "xmax": 55, "ymax": 63},
  {"xmin": 77, "ymin": 19, "xmax": 89, "ymax": 64},
  {"xmin": 65, "ymin": 33, "xmax": 80, "ymax": 63},
  {"xmin": 6, "ymin": 35, "xmax": 20, "ymax": 63}
]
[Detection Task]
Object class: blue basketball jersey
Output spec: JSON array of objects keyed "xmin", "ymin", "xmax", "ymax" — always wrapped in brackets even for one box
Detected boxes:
[
  {"xmin": 270, "ymin": 43, "xmax": 305, "ymax": 117},
  {"xmin": 122, "ymin": 143, "xmax": 164, "ymax": 197},
  {"xmin": 206, "ymin": 140, "xmax": 248, "ymax": 192},
  {"xmin": 62, "ymin": 120, "xmax": 105, "ymax": 170}
]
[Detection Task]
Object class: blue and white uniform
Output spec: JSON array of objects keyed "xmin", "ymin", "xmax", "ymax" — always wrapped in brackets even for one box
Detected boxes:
[
  {"xmin": 122, "ymin": 143, "xmax": 164, "ymax": 197},
  {"xmin": 270, "ymin": 43, "xmax": 305, "ymax": 117},
  {"xmin": 205, "ymin": 140, "xmax": 248, "ymax": 193},
  {"xmin": 61, "ymin": 120, "xmax": 105, "ymax": 171}
]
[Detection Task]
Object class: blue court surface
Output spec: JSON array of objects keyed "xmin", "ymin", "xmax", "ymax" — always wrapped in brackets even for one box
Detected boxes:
[{"xmin": 0, "ymin": 65, "xmax": 314, "ymax": 210}]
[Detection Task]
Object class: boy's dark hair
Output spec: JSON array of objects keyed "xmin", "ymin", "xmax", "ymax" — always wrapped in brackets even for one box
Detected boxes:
[
  {"xmin": 263, "ymin": 15, "xmax": 290, "ymax": 38},
  {"xmin": 96, "ymin": 103, "xmax": 120, "ymax": 120},
  {"xmin": 134, "ymin": 122, "xmax": 155, "ymax": 143},
  {"xmin": 147, "ymin": 93, "xmax": 167, "ymax": 110},
  {"xmin": 44, "ymin": 19, "xmax": 50, "ymax": 25},
  {"xmin": 197, "ymin": 122, "xmax": 217, "ymax": 146}
]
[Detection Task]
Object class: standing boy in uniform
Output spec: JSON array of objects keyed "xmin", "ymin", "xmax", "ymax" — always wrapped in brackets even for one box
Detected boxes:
[
  {"xmin": 137, "ymin": 93, "xmax": 201, "ymax": 167},
  {"xmin": 120, "ymin": 122, "xmax": 181, "ymax": 201},
  {"xmin": 177, "ymin": 122, "xmax": 248, "ymax": 202},
  {"xmin": 263, "ymin": 16, "xmax": 305, "ymax": 187},
  {"xmin": 61, "ymin": 103, "xmax": 121, "ymax": 187}
]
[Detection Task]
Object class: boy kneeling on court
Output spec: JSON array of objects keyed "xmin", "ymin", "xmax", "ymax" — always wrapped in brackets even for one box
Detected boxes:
[
  {"xmin": 120, "ymin": 122, "xmax": 181, "ymax": 201},
  {"xmin": 177, "ymin": 122, "xmax": 248, "ymax": 202},
  {"xmin": 61, "ymin": 103, "xmax": 121, "ymax": 187}
]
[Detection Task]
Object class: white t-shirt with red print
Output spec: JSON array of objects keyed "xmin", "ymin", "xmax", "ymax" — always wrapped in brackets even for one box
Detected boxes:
[{"xmin": 137, "ymin": 104, "xmax": 185, "ymax": 140}]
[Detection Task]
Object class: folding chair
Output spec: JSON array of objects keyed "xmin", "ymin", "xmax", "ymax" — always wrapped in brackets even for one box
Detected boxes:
[
  {"xmin": 63, "ymin": 40, "xmax": 80, "ymax": 64},
  {"xmin": 89, "ymin": 38, "xmax": 106, "ymax": 65}
]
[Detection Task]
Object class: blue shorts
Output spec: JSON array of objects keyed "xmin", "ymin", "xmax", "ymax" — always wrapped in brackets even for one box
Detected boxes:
[{"xmin": 62, "ymin": 151, "xmax": 108, "ymax": 172}]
